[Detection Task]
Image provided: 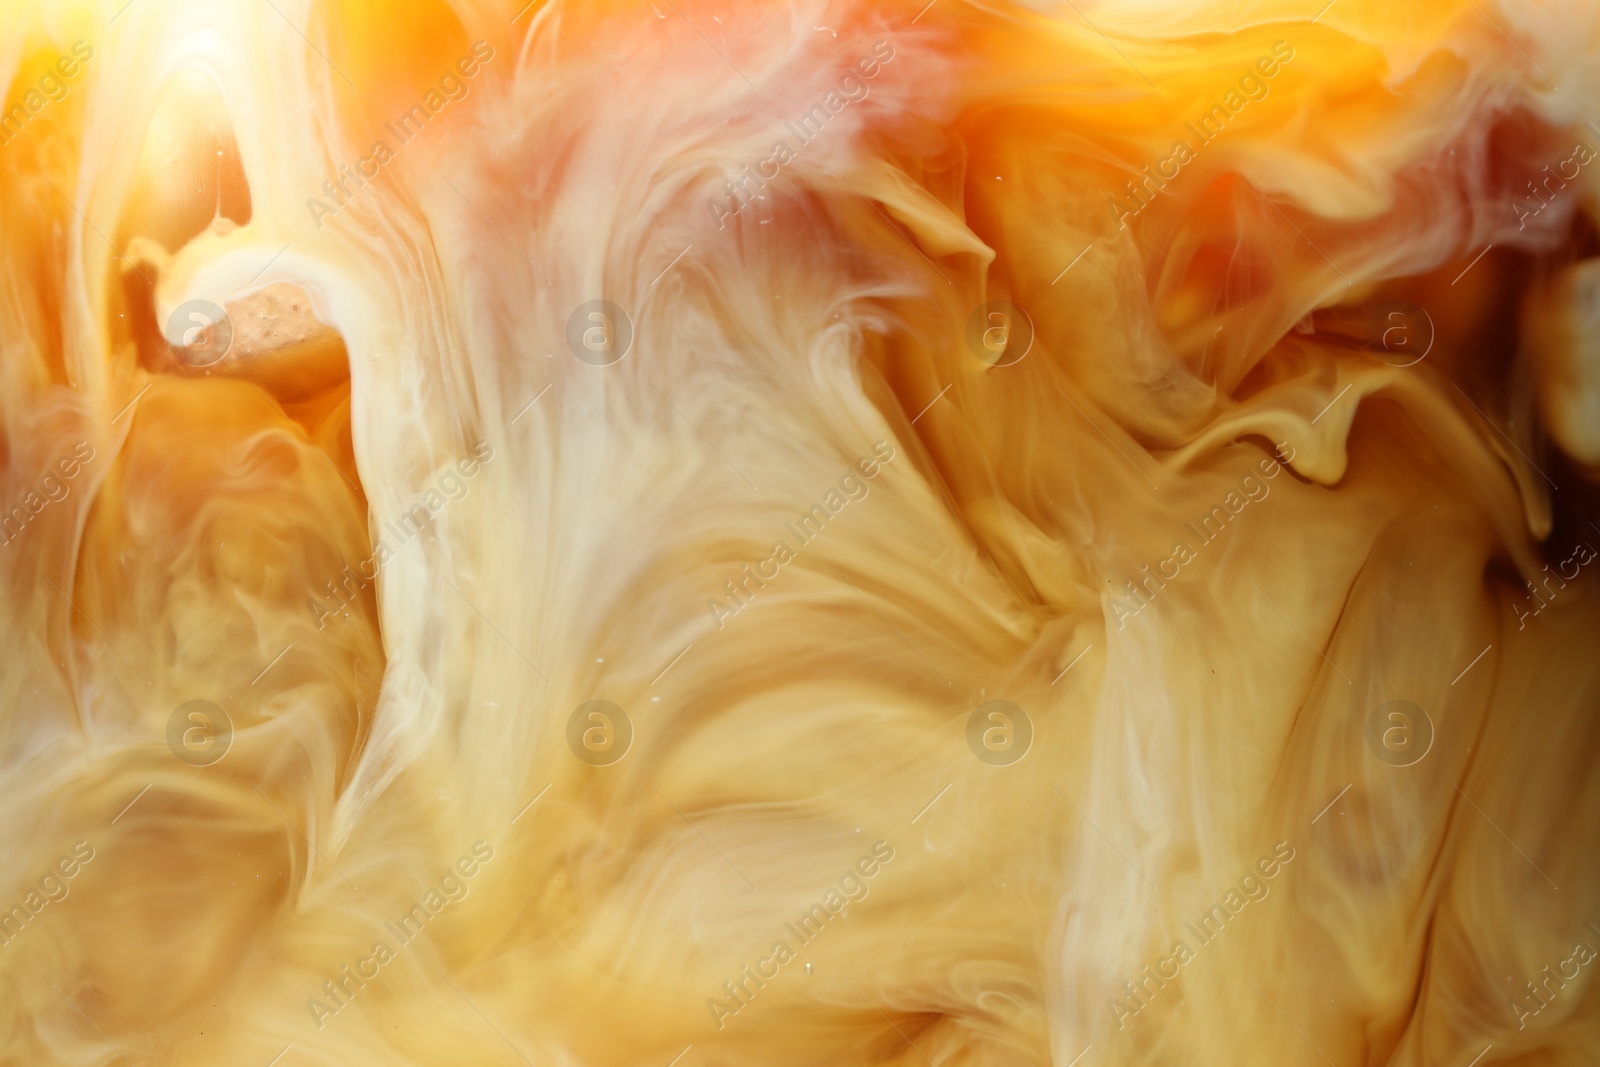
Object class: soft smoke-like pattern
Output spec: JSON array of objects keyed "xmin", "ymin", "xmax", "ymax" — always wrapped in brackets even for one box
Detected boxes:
[{"xmin": 1, "ymin": 0, "xmax": 1597, "ymax": 1064}]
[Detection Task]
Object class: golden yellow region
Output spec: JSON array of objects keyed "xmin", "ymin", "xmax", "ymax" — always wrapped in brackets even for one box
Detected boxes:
[{"xmin": 0, "ymin": 0, "xmax": 1597, "ymax": 1065}]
